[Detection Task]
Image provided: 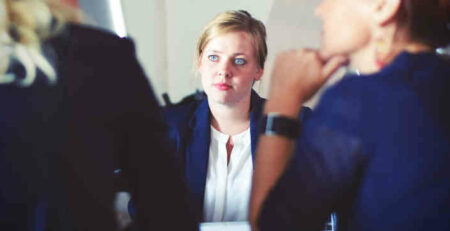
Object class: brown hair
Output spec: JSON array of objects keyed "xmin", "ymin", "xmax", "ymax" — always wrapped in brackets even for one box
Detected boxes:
[
  {"xmin": 397, "ymin": 0, "xmax": 450, "ymax": 48},
  {"xmin": 194, "ymin": 10, "xmax": 267, "ymax": 69}
]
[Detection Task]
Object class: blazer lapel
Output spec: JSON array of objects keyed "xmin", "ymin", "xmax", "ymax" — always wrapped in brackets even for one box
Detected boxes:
[
  {"xmin": 249, "ymin": 90, "xmax": 265, "ymax": 161},
  {"xmin": 185, "ymin": 99, "xmax": 211, "ymax": 219}
]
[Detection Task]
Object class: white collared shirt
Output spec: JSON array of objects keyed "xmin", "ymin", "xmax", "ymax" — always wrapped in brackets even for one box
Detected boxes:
[{"xmin": 203, "ymin": 126, "xmax": 253, "ymax": 222}]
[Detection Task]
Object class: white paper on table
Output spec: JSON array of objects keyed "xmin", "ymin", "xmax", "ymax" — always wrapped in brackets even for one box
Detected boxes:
[{"xmin": 200, "ymin": 221, "xmax": 251, "ymax": 231}]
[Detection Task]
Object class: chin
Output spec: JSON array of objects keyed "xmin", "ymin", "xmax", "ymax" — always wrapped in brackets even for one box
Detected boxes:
[
  {"xmin": 207, "ymin": 91, "xmax": 229, "ymax": 103},
  {"xmin": 319, "ymin": 49, "xmax": 333, "ymax": 61},
  {"xmin": 320, "ymin": 45, "xmax": 351, "ymax": 61},
  {"xmin": 319, "ymin": 41, "xmax": 338, "ymax": 60},
  {"xmin": 212, "ymin": 95, "xmax": 241, "ymax": 106}
]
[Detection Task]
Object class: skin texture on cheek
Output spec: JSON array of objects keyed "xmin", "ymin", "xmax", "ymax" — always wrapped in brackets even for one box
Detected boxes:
[{"xmin": 317, "ymin": 0, "xmax": 373, "ymax": 59}]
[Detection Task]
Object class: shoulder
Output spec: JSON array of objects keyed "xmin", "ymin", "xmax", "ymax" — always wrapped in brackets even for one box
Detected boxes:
[
  {"xmin": 250, "ymin": 90, "xmax": 266, "ymax": 114},
  {"xmin": 45, "ymin": 24, "xmax": 156, "ymax": 112},
  {"xmin": 164, "ymin": 98, "xmax": 204, "ymax": 128},
  {"xmin": 317, "ymin": 73, "xmax": 385, "ymax": 111},
  {"xmin": 65, "ymin": 23, "xmax": 131, "ymax": 47},
  {"xmin": 308, "ymin": 64, "xmax": 408, "ymax": 136},
  {"xmin": 48, "ymin": 23, "xmax": 136, "ymax": 61},
  {"xmin": 306, "ymin": 76, "xmax": 374, "ymax": 139},
  {"xmin": 319, "ymin": 52, "xmax": 450, "ymax": 109}
]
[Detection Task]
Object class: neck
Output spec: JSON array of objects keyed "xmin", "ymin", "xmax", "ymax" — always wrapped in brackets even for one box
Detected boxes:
[
  {"xmin": 350, "ymin": 39, "xmax": 431, "ymax": 75},
  {"xmin": 209, "ymin": 95, "xmax": 251, "ymax": 136},
  {"xmin": 349, "ymin": 41, "xmax": 379, "ymax": 74}
]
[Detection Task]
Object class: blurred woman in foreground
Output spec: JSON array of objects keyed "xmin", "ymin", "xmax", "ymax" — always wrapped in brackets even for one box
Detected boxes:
[
  {"xmin": 0, "ymin": 0, "xmax": 194, "ymax": 230},
  {"xmin": 250, "ymin": 0, "xmax": 449, "ymax": 230}
]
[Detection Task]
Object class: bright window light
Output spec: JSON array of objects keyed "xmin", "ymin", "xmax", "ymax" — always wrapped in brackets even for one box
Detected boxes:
[{"xmin": 108, "ymin": 0, "xmax": 127, "ymax": 37}]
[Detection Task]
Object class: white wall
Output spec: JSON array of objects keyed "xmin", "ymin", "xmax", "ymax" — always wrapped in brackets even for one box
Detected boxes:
[
  {"xmin": 260, "ymin": 0, "xmax": 323, "ymax": 102},
  {"xmin": 121, "ymin": 0, "xmax": 169, "ymax": 102},
  {"xmin": 81, "ymin": 0, "xmax": 448, "ymax": 107},
  {"xmin": 78, "ymin": 0, "xmax": 115, "ymax": 32}
]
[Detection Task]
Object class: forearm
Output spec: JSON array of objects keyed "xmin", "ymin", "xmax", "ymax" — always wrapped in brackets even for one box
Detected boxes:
[
  {"xmin": 249, "ymin": 98, "xmax": 303, "ymax": 230},
  {"xmin": 249, "ymin": 136, "xmax": 294, "ymax": 229},
  {"xmin": 249, "ymin": 49, "xmax": 346, "ymax": 230}
]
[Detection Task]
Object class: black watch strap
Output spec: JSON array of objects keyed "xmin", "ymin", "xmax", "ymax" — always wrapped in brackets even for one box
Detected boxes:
[{"xmin": 261, "ymin": 112, "xmax": 300, "ymax": 139}]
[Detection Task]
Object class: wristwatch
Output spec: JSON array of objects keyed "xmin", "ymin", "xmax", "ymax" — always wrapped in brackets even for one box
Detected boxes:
[{"xmin": 261, "ymin": 112, "xmax": 300, "ymax": 139}]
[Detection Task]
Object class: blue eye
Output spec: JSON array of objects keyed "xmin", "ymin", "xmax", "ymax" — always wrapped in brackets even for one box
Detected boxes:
[
  {"xmin": 234, "ymin": 58, "xmax": 246, "ymax": 65},
  {"xmin": 208, "ymin": 55, "xmax": 218, "ymax": 62}
]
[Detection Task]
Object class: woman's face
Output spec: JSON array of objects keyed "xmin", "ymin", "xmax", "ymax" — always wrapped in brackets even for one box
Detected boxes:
[
  {"xmin": 315, "ymin": 0, "xmax": 374, "ymax": 59},
  {"xmin": 198, "ymin": 31, "xmax": 263, "ymax": 106}
]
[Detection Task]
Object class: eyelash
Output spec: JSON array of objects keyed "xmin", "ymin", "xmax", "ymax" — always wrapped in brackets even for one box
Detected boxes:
[
  {"xmin": 234, "ymin": 58, "xmax": 246, "ymax": 65},
  {"xmin": 208, "ymin": 55, "xmax": 218, "ymax": 62},
  {"xmin": 207, "ymin": 55, "xmax": 246, "ymax": 66}
]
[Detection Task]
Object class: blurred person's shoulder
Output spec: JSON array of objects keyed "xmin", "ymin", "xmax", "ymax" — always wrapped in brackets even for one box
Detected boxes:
[
  {"xmin": 164, "ymin": 91, "xmax": 207, "ymax": 127},
  {"xmin": 48, "ymin": 23, "xmax": 135, "ymax": 57},
  {"xmin": 44, "ymin": 23, "xmax": 142, "ymax": 97},
  {"xmin": 67, "ymin": 23, "xmax": 128, "ymax": 45}
]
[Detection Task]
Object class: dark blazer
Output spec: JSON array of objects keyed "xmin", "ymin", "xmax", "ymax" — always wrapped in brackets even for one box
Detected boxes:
[
  {"xmin": 259, "ymin": 52, "xmax": 450, "ymax": 231},
  {"xmin": 0, "ymin": 24, "xmax": 195, "ymax": 231},
  {"xmin": 165, "ymin": 90, "xmax": 311, "ymax": 220}
]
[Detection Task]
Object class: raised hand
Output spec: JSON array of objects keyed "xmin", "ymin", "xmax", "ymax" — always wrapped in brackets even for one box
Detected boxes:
[{"xmin": 266, "ymin": 49, "xmax": 347, "ymax": 117}]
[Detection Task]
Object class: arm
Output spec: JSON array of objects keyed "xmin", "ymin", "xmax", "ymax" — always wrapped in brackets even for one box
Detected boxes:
[
  {"xmin": 249, "ymin": 97, "xmax": 302, "ymax": 230},
  {"xmin": 249, "ymin": 49, "xmax": 347, "ymax": 230}
]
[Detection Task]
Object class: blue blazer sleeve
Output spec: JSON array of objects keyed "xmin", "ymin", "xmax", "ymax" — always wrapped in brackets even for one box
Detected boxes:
[{"xmin": 259, "ymin": 80, "xmax": 365, "ymax": 231}]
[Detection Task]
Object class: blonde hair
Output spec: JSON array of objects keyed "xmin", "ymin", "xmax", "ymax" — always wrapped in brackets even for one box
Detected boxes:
[
  {"xmin": 0, "ymin": 0, "xmax": 79, "ymax": 86},
  {"xmin": 194, "ymin": 10, "xmax": 267, "ymax": 71}
]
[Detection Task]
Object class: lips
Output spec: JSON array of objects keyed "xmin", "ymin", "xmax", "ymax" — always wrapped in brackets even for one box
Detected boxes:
[{"xmin": 214, "ymin": 83, "xmax": 231, "ymax": 91}]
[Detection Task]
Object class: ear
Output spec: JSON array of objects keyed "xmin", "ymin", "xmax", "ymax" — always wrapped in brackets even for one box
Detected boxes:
[
  {"xmin": 254, "ymin": 67, "xmax": 264, "ymax": 81},
  {"xmin": 373, "ymin": 0, "xmax": 402, "ymax": 26}
]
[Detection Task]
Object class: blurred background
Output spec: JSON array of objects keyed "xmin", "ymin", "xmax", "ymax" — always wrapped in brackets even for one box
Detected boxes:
[
  {"xmin": 67, "ymin": 0, "xmax": 330, "ymax": 107},
  {"xmin": 70, "ymin": 0, "xmax": 450, "ymax": 107}
]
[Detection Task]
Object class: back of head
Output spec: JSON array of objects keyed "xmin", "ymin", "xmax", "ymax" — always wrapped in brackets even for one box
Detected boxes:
[
  {"xmin": 0, "ymin": 0, "xmax": 78, "ymax": 86},
  {"xmin": 397, "ymin": 0, "xmax": 450, "ymax": 48},
  {"xmin": 194, "ymin": 10, "xmax": 267, "ymax": 70}
]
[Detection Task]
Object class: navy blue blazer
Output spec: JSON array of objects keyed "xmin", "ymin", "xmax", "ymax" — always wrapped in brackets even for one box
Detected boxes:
[
  {"xmin": 259, "ymin": 52, "xmax": 450, "ymax": 231},
  {"xmin": 165, "ymin": 90, "xmax": 311, "ymax": 220}
]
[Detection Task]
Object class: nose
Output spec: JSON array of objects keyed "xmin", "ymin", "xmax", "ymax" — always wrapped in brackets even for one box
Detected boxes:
[{"xmin": 218, "ymin": 60, "xmax": 232, "ymax": 78}]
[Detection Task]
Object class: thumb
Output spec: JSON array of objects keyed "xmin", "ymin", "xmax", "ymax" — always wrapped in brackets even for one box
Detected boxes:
[{"xmin": 322, "ymin": 55, "xmax": 348, "ymax": 79}]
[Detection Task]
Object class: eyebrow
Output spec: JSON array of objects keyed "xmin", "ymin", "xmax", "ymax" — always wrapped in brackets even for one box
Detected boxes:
[{"xmin": 208, "ymin": 50, "xmax": 248, "ymax": 56}]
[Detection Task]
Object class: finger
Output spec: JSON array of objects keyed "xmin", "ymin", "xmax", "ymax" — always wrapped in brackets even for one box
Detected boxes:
[
  {"xmin": 301, "ymin": 47, "xmax": 319, "ymax": 52},
  {"xmin": 322, "ymin": 55, "xmax": 348, "ymax": 78},
  {"xmin": 318, "ymin": 50, "xmax": 331, "ymax": 61}
]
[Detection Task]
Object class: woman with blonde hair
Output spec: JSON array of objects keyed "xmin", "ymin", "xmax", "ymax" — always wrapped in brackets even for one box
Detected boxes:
[
  {"xmin": 164, "ymin": 10, "xmax": 312, "ymax": 223},
  {"xmin": 250, "ymin": 0, "xmax": 450, "ymax": 230},
  {"xmin": 0, "ymin": 1, "xmax": 195, "ymax": 230}
]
